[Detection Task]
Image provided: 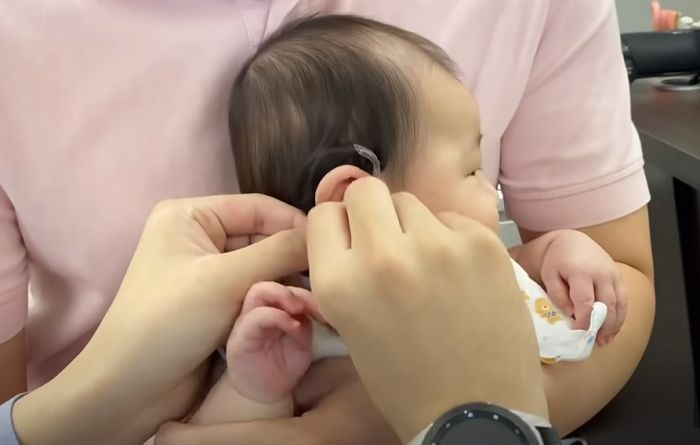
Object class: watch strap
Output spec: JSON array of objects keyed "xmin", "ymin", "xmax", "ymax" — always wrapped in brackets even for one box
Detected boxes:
[
  {"xmin": 510, "ymin": 409, "xmax": 550, "ymax": 445},
  {"xmin": 407, "ymin": 424, "xmax": 431, "ymax": 445}
]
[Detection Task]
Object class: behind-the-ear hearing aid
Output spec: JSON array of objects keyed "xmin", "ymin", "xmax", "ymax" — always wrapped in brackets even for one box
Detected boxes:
[{"xmin": 353, "ymin": 144, "xmax": 381, "ymax": 176}]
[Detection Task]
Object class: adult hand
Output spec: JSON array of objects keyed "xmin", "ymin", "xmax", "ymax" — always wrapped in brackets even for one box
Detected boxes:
[
  {"xmin": 155, "ymin": 358, "xmax": 400, "ymax": 445},
  {"xmin": 307, "ymin": 178, "xmax": 549, "ymax": 443},
  {"xmin": 12, "ymin": 194, "xmax": 308, "ymax": 445}
]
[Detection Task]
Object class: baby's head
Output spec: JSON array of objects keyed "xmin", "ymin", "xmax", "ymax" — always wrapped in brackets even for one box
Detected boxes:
[{"xmin": 230, "ymin": 15, "xmax": 499, "ymax": 232}]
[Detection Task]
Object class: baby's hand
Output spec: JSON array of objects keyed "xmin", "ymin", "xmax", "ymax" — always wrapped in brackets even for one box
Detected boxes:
[
  {"xmin": 225, "ymin": 281, "xmax": 320, "ymax": 404},
  {"xmin": 540, "ymin": 230, "xmax": 625, "ymax": 345}
]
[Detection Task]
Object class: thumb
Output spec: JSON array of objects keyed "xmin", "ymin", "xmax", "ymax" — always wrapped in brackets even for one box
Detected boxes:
[{"xmin": 218, "ymin": 226, "xmax": 308, "ymax": 288}]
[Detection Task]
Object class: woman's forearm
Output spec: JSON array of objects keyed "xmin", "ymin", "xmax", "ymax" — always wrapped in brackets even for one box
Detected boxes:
[
  {"xmin": 11, "ymin": 345, "xmax": 186, "ymax": 445},
  {"xmin": 12, "ymin": 361, "xmax": 144, "ymax": 445},
  {"xmin": 542, "ymin": 263, "xmax": 655, "ymax": 434}
]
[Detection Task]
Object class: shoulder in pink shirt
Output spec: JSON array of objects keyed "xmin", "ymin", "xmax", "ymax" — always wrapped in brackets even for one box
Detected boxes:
[{"xmin": 0, "ymin": 0, "xmax": 647, "ymax": 388}]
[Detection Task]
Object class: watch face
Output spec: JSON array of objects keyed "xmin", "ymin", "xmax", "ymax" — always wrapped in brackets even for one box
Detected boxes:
[
  {"xmin": 426, "ymin": 404, "xmax": 538, "ymax": 445},
  {"xmin": 436, "ymin": 418, "xmax": 530, "ymax": 445}
]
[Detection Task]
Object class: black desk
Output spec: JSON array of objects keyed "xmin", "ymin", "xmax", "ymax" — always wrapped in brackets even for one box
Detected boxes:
[{"xmin": 571, "ymin": 78, "xmax": 700, "ymax": 444}]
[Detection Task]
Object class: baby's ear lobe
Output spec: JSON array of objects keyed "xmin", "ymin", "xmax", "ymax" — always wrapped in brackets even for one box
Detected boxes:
[{"xmin": 315, "ymin": 165, "xmax": 371, "ymax": 205}]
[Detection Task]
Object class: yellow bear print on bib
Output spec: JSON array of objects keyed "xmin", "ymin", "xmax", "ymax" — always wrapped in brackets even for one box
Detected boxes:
[{"xmin": 534, "ymin": 297, "xmax": 563, "ymax": 324}]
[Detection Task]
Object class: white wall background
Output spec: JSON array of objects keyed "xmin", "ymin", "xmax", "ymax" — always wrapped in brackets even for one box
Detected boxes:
[{"xmin": 616, "ymin": 0, "xmax": 700, "ymax": 32}]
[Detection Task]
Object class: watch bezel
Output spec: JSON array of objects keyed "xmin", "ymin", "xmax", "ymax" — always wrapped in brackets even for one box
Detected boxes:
[{"xmin": 422, "ymin": 402, "xmax": 541, "ymax": 445}]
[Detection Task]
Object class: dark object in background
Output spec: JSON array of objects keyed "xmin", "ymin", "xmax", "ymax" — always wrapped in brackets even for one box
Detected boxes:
[{"xmin": 622, "ymin": 30, "xmax": 700, "ymax": 90}]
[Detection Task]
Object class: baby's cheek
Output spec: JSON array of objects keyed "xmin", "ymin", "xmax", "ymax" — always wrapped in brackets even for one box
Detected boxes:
[
  {"xmin": 482, "ymin": 205, "xmax": 502, "ymax": 235},
  {"xmin": 474, "ymin": 186, "xmax": 501, "ymax": 232},
  {"xmin": 455, "ymin": 195, "xmax": 499, "ymax": 232}
]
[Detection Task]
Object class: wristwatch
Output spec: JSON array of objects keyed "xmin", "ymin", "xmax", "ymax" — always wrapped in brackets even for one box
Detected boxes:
[{"xmin": 412, "ymin": 403, "xmax": 583, "ymax": 445}]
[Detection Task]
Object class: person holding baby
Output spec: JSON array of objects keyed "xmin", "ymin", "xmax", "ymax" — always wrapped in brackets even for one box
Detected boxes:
[{"xmin": 0, "ymin": 1, "xmax": 654, "ymax": 444}]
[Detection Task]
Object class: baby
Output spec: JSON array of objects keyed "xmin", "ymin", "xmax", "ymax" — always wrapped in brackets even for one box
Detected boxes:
[{"xmin": 189, "ymin": 15, "xmax": 618, "ymax": 426}]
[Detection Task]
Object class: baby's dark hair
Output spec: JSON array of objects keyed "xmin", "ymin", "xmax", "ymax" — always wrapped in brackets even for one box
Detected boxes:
[{"xmin": 230, "ymin": 14, "xmax": 458, "ymax": 213}]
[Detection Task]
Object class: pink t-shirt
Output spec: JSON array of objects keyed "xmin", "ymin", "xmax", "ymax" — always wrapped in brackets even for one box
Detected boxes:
[{"xmin": 0, "ymin": 0, "xmax": 648, "ymax": 389}]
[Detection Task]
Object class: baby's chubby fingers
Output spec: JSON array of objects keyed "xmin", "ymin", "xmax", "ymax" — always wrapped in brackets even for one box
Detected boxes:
[
  {"xmin": 613, "ymin": 275, "xmax": 629, "ymax": 337},
  {"xmin": 595, "ymin": 277, "xmax": 621, "ymax": 345},
  {"xmin": 232, "ymin": 306, "xmax": 307, "ymax": 347},
  {"xmin": 241, "ymin": 282, "xmax": 309, "ymax": 316},
  {"xmin": 567, "ymin": 274, "xmax": 595, "ymax": 330},
  {"xmin": 286, "ymin": 286, "xmax": 327, "ymax": 325},
  {"xmin": 541, "ymin": 272, "xmax": 574, "ymax": 318}
]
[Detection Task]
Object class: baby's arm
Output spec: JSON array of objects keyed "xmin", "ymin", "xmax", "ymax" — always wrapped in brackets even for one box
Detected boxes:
[
  {"xmin": 190, "ymin": 368, "xmax": 293, "ymax": 424},
  {"xmin": 509, "ymin": 230, "xmax": 560, "ymax": 283},
  {"xmin": 510, "ymin": 229, "xmax": 622, "ymax": 342},
  {"xmin": 190, "ymin": 282, "xmax": 317, "ymax": 424}
]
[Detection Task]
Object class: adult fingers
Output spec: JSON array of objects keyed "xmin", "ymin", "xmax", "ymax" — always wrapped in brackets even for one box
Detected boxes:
[
  {"xmin": 217, "ymin": 226, "xmax": 308, "ymax": 291},
  {"xmin": 391, "ymin": 192, "xmax": 442, "ymax": 235},
  {"xmin": 157, "ymin": 367, "xmax": 398, "ymax": 445},
  {"xmin": 435, "ymin": 211, "xmax": 485, "ymax": 232},
  {"xmin": 225, "ymin": 233, "xmax": 267, "ymax": 252},
  {"xmin": 343, "ymin": 177, "xmax": 403, "ymax": 248},
  {"xmin": 308, "ymin": 202, "xmax": 350, "ymax": 261},
  {"xmin": 156, "ymin": 390, "xmax": 396, "ymax": 445},
  {"xmin": 155, "ymin": 418, "xmax": 309, "ymax": 445},
  {"xmin": 594, "ymin": 280, "xmax": 618, "ymax": 345},
  {"xmin": 184, "ymin": 194, "xmax": 306, "ymax": 239},
  {"xmin": 568, "ymin": 275, "xmax": 595, "ymax": 330}
]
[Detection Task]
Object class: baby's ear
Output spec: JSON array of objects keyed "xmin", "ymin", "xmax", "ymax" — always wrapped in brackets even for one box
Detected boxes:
[{"xmin": 315, "ymin": 165, "xmax": 371, "ymax": 205}]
